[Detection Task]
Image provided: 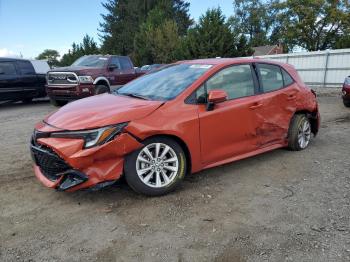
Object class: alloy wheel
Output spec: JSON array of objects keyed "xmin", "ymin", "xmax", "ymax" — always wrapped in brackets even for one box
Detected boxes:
[
  {"xmin": 297, "ymin": 120, "xmax": 311, "ymax": 149},
  {"xmin": 136, "ymin": 143, "xmax": 179, "ymax": 188}
]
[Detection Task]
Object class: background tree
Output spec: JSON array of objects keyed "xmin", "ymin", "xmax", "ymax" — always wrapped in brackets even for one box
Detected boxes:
[
  {"xmin": 36, "ymin": 49, "xmax": 60, "ymax": 68},
  {"xmin": 184, "ymin": 8, "xmax": 253, "ymax": 59},
  {"xmin": 99, "ymin": 0, "xmax": 192, "ymax": 57},
  {"xmin": 60, "ymin": 35, "xmax": 100, "ymax": 66},
  {"xmin": 231, "ymin": 0, "xmax": 277, "ymax": 47},
  {"xmin": 274, "ymin": 0, "xmax": 350, "ymax": 51}
]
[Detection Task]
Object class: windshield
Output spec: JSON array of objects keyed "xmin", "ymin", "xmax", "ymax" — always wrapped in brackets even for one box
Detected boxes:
[
  {"xmin": 116, "ymin": 64, "xmax": 212, "ymax": 101},
  {"xmin": 72, "ymin": 56, "xmax": 108, "ymax": 68}
]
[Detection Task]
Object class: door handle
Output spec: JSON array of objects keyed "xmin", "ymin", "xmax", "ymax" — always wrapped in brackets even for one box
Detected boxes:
[
  {"xmin": 287, "ymin": 95, "xmax": 296, "ymax": 100},
  {"xmin": 249, "ymin": 103, "xmax": 263, "ymax": 110}
]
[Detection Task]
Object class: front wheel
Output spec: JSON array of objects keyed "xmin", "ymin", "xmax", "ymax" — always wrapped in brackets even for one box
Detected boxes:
[
  {"xmin": 288, "ymin": 114, "xmax": 312, "ymax": 151},
  {"xmin": 125, "ymin": 137, "xmax": 187, "ymax": 196},
  {"xmin": 95, "ymin": 85, "xmax": 110, "ymax": 95}
]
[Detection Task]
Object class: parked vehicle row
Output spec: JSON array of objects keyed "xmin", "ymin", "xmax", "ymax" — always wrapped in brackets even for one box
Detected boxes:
[
  {"xmin": 31, "ymin": 58, "xmax": 320, "ymax": 196},
  {"xmin": 46, "ymin": 55, "xmax": 145, "ymax": 106},
  {"xmin": 0, "ymin": 58, "xmax": 49, "ymax": 103}
]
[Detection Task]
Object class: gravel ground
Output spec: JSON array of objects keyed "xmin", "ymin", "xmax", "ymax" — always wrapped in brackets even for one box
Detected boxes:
[{"xmin": 0, "ymin": 94, "xmax": 349, "ymax": 262}]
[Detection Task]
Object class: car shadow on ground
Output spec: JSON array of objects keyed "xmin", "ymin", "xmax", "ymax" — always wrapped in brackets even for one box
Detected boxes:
[{"xmin": 60, "ymin": 146, "xmax": 293, "ymax": 203}]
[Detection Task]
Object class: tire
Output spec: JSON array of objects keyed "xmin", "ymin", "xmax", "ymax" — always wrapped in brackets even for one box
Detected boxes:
[
  {"xmin": 343, "ymin": 99, "xmax": 350, "ymax": 108},
  {"xmin": 125, "ymin": 137, "xmax": 187, "ymax": 196},
  {"xmin": 95, "ymin": 85, "xmax": 110, "ymax": 95},
  {"xmin": 22, "ymin": 97, "xmax": 33, "ymax": 104},
  {"xmin": 288, "ymin": 114, "xmax": 312, "ymax": 151},
  {"xmin": 50, "ymin": 98, "xmax": 67, "ymax": 107}
]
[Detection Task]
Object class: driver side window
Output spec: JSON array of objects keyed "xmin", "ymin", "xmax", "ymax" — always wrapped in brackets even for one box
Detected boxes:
[{"xmin": 195, "ymin": 64, "xmax": 256, "ymax": 103}]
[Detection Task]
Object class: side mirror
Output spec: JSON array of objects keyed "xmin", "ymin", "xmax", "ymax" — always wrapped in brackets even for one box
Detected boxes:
[
  {"xmin": 108, "ymin": 64, "xmax": 119, "ymax": 71},
  {"xmin": 207, "ymin": 90, "xmax": 228, "ymax": 111}
]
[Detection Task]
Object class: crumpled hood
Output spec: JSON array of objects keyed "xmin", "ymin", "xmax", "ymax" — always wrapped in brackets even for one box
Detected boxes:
[{"xmin": 45, "ymin": 94, "xmax": 163, "ymax": 130}]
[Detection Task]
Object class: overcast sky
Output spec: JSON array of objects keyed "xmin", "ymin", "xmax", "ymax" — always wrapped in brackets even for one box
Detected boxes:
[{"xmin": 0, "ymin": 0, "xmax": 233, "ymax": 59}]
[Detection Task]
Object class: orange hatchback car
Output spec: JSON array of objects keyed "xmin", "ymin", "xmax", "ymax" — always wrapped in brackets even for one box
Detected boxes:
[{"xmin": 31, "ymin": 58, "xmax": 320, "ymax": 196}]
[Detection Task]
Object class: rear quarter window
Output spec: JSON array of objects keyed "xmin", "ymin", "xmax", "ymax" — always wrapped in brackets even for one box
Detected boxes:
[
  {"xmin": 282, "ymin": 68, "xmax": 294, "ymax": 86},
  {"xmin": 17, "ymin": 61, "xmax": 35, "ymax": 75}
]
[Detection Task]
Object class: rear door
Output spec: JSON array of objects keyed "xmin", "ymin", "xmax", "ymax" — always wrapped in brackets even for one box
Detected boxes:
[
  {"xmin": 118, "ymin": 57, "xmax": 136, "ymax": 84},
  {"xmin": 196, "ymin": 64, "xmax": 262, "ymax": 165},
  {"xmin": 107, "ymin": 56, "xmax": 124, "ymax": 87},
  {"xmin": 16, "ymin": 60, "xmax": 41, "ymax": 97},
  {"xmin": 253, "ymin": 63, "xmax": 298, "ymax": 147},
  {"xmin": 0, "ymin": 61, "xmax": 21, "ymax": 101}
]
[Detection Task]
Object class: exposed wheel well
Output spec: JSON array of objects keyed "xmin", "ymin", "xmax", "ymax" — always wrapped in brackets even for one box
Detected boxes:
[
  {"xmin": 293, "ymin": 110, "xmax": 319, "ymax": 135},
  {"xmin": 95, "ymin": 80, "xmax": 110, "ymax": 91},
  {"xmin": 143, "ymin": 134, "xmax": 192, "ymax": 176}
]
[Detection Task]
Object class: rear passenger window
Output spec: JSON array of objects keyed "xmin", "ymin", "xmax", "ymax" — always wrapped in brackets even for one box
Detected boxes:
[
  {"xmin": 119, "ymin": 57, "xmax": 132, "ymax": 70},
  {"xmin": 205, "ymin": 64, "xmax": 255, "ymax": 100},
  {"xmin": 282, "ymin": 69, "xmax": 294, "ymax": 86},
  {"xmin": 0, "ymin": 62, "xmax": 17, "ymax": 75},
  {"xmin": 17, "ymin": 61, "xmax": 35, "ymax": 75},
  {"xmin": 257, "ymin": 64, "xmax": 284, "ymax": 92}
]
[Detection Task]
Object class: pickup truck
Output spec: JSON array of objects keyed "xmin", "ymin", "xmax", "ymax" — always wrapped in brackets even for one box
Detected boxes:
[
  {"xmin": 46, "ymin": 55, "xmax": 144, "ymax": 106},
  {"xmin": 0, "ymin": 58, "xmax": 49, "ymax": 103}
]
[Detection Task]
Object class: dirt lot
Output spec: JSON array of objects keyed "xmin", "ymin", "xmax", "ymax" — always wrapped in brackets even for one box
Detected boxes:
[{"xmin": 0, "ymin": 94, "xmax": 349, "ymax": 262}]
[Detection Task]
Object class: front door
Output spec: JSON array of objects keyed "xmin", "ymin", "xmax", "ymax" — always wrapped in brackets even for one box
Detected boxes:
[
  {"xmin": 197, "ymin": 64, "xmax": 261, "ymax": 166},
  {"xmin": 0, "ymin": 61, "xmax": 21, "ymax": 101}
]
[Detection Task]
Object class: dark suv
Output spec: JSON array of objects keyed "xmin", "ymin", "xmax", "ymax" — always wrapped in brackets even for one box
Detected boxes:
[
  {"xmin": 0, "ymin": 58, "xmax": 48, "ymax": 103},
  {"xmin": 46, "ymin": 55, "xmax": 144, "ymax": 106}
]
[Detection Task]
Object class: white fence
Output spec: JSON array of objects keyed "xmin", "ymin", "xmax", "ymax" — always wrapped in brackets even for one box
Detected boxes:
[{"xmin": 253, "ymin": 48, "xmax": 350, "ymax": 87}]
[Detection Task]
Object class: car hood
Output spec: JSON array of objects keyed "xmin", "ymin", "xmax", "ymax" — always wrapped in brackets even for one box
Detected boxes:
[{"xmin": 44, "ymin": 94, "xmax": 164, "ymax": 131}]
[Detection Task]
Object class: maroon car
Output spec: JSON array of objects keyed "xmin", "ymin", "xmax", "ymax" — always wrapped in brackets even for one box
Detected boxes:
[
  {"xmin": 46, "ymin": 55, "xmax": 144, "ymax": 106},
  {"xmin": 342, "ymin": 75, "xmax": 350, "ymax": 107}
]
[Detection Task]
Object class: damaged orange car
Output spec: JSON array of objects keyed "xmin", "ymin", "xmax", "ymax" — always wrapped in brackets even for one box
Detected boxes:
[{"xmin": 31, "ymin": 58, "xmax": 320, "ymax": 196}]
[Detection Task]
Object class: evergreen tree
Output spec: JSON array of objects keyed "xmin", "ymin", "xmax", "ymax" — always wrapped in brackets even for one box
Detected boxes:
[
  {"xmin": 184, "ymin": 8, "xmax": 253, "ymax": 59},
  {"xmin": 99, "ymin": 0, "xmax": 192, "ymax": 56},
  {"xmin": 60, "ymin": 35, "xmax": 100, "ymax": 66}
]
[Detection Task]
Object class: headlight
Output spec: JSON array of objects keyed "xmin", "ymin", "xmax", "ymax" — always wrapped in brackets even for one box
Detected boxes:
[
  {"xmin": 50, "ymin": 123, "xmax": 128, "ymax": 148},
  {"xmin": 78, "ymin": 76, "xmax": 94, "ymax": 83}
]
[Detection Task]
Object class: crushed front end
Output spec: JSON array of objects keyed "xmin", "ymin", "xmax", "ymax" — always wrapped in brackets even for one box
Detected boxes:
[{"xmin": 30, "ymin": 122, "xmax": 142, "ymax": 192}]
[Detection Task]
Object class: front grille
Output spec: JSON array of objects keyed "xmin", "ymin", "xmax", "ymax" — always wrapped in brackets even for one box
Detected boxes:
[
  {"xmin": 47, "ymin": 72, "xmax": 78, "ymax": 85},
  {"xmin": 31, "ymin": 141, "xmax": 71, "ymax": 181}
]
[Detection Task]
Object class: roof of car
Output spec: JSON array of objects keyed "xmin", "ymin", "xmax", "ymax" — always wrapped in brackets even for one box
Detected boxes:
[
  {"xmin": 180, "ymin": 57, "xmax": 285, "ymax": 66},
  {"xmin": 0, "ymin": 57, "xmax": 29, "ymax": 62}
]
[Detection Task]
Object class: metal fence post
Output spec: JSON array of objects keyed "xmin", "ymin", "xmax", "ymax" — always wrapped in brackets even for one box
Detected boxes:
[{"xmin": 323, "ymin": 51, "xmax": 330, "ymax": 88}]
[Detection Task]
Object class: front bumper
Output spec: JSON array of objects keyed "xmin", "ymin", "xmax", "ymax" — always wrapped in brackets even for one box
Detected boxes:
[
  {"xmin": 31, "ymin": 126, "xmax": 142, "ymax": 192},
  {"xmin": 46, "ymin": 84, "xmax": 95, "ymax": 101}
]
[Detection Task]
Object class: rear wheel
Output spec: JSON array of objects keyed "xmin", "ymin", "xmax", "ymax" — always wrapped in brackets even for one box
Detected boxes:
[
  {"xmin": 288, "ymin": 114, "xmax": 312, "ymax": 151},
  {"xmin": 343, "ymin": 99, "xmax": 350, "ymax": 108},
  {"xmin": 50, "ymin": 98, "xmax": 67, "ymax": 107},
  {"xmin": 125, "ymin": 137, "xmax": 186, "ymax": 196},
  {"xmin": 95, "ymin": 85, "xmax": 110, "ymax": 95}
]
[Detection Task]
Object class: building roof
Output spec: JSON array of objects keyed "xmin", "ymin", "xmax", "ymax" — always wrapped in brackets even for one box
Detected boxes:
[{"xmin": 253, "ymin": 45, "xmax": 278, "ymax": 56}]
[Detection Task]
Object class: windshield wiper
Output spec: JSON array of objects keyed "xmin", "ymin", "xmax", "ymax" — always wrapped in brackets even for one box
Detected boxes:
[{"xmin": 119, "ymin": 92, "xmax": 150, "ymax": 100}]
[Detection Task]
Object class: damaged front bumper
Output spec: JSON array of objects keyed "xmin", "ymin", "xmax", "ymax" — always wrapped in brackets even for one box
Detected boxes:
[{"xmin": 31, "ymin": 127, "xmax": 142, "ymax": 192}]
